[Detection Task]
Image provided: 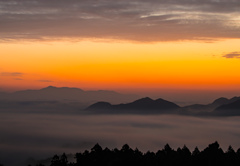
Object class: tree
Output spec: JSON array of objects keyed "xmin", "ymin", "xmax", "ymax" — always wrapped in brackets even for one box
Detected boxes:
[
  {"xmin": 192, "ymin": 147, "xmax": 200, "ymax": 156},
  {"xmin": 182, "ymin": 145, "xmax": 191, "ymax": 156},
  {"xmin": 164, "ymin": 144, "xmax": 172, "ymax": 152},
  {"xmin": 201, "ymin": 141, "xmax": 224, "ymax": 166},
  {"xmin": 163, "ymin": 143, "xmax": 174, "ymax": 157},
  {"xmin": 121, "ymin": 144, "xmax": 130, "ymax": 152},
  {"xmin": 50, "ymin": 155, "xmax": 60, "ymax": 166},
  {"xmin": 226, "ymin": 145, "xmax": 235, "ymax": 154},
  {"xmin": 60, "ymin": 153, "xmax": 68, "ymax": 166},
  {"xmin": 226, "ymin": 145, "xmax": 237, "ymax": 165},
  {"xmin": 91, "ymin": 143, "xmax": 102, "ymax": 153}
]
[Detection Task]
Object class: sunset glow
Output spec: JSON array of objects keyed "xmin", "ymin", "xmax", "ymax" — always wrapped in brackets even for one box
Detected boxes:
[
  {"xmin": 1, "ymin": 0, "xmax": 240, "ymax": 101},
  {"xmin": 1, "ymin": 39, "xmax": 240, "ymax": 93},
  {"xmin": 2, "ymin": 1, "xmax": 240, "ymax": 165}
]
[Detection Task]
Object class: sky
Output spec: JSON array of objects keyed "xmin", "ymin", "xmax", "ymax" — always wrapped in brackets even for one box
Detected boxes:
[{"xmin": 1, "ymin": 0, "xmax": 240, "ymax": 102}]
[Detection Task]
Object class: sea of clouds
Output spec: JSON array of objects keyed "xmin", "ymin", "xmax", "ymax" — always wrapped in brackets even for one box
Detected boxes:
[{"xmin": 1, "ymin": 109, "xmax": 240, "ymax": 166}]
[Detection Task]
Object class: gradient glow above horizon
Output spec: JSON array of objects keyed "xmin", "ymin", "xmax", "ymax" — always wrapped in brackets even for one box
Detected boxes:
[{"xmin": 1, "ymin": 0, "xmax": 240, "ymax": 102}]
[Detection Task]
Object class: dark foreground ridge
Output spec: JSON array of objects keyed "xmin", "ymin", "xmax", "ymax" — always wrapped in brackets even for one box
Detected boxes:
[{"xmin": 27, "ymin": 141, "xmax": 240, "ymax": 166}]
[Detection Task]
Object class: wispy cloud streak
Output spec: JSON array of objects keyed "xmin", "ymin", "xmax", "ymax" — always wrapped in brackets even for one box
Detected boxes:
[
  {"xmin": 223, "ymin": 52, "xmax": 240, "ymax": 59},
  {"xmin": 37, "ymin": 80, "xmax": 53, "ymax": 82},
  {"xmin": 1, "ymin": 72, "xmax": 23, "ymax": 77},
  {"xmin": 0, "ymin": 0, "xmax": 240, "ymax": 42}
]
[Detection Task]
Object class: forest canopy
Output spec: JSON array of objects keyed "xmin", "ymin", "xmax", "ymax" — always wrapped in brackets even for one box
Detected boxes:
[{"xmin": 26, "ymin": 141, "xmax": 240, "ymax": 166}]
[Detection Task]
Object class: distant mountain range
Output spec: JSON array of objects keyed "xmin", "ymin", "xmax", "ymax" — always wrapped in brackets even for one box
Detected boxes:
[
  {"xmin": 181, "ymin": 97, "xmax": 240, "ymax": 114},
  {"xmin": 87, "ymin": 97, "xmax": 180, "ymax": 114},
  {"xmin": 0, "ymin": 86, "xmax": 138, "ymax": 105},
  {"xmin": 0, "ymin": 86, "xmax": 240, "ymax": 116},
  {"xmin": 87, "ymin": 96, "xmax": 240, "ymax": 116},
  {"xmin": 214, "ymin": 99, "xmax": 240, "ymax": 116}
]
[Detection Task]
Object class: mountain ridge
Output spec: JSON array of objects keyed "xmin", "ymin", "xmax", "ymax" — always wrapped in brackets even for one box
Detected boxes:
[
  {"xmin": 87, "ymin": 96, "xmax": 240, "ymax": 115},
  {"xmin": 213, "ymin": 99, "xmax": 240, "ymax": 116},
  {"xmin": 86, "ymin": 97, "xmax": 180, "ymax": 114},
  {"xmin": 181, "ymin": 96, "xmax": 240, "ymax": 114},
  {"xmin": 0, "ymin": 86, "xmax": 138, "ymax": 105},
  {"xmin": 1, "ymin": 86, "xmax": 240, "ymax": 116}
]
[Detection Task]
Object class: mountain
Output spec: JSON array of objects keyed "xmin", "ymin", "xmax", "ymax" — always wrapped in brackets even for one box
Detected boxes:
[
  {"xmin": 1, "ymin": 86, "xmax": 240, "ymax": 116},
  {"xmin": 181, "ymin": 96, "xmax": 240, "ymax": 114},
  {"xmin": 86, "ymin": 97, "xmax": 180, "ymax": 114},
  {"xmin": 213, "ymin": 99, "xmax": 240, "ymax": 116},
  {"xmin": 0, "ymin": 86, "xmax": 138, "ymax": 105},
  {"xmin": 87, "ymin": 102, "xmax": 113, "ymax": 110},
  {"xmin": 211, "ymin": 97, "xmax": 229, "ymax": 105}
]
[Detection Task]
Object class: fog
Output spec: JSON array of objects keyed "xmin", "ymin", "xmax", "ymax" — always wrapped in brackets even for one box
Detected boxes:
[{"xmin": 1, "ymin": 110, "xmax": 240, "ymax": 166}]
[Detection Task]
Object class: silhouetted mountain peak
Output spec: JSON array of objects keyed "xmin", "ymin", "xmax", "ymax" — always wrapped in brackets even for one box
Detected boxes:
[
  {"xmin": 132, "ymin": 97, "xmax": 154, "ymax": 104},
  {"xmin": 86, "ymin": 102, "xmax": 112, "ymax": 110},
  {"xmin": 42, "ymin": 86, "xmax": 57, "ymax": 90},
  {"xmin": 155, "ymin": 98, "xmax": 170, "ymax": 103},
  {"xmin": 142, "ymin": 97, "xmax": 153, "ymax": 100},
  {"xmin": 214, "ymin": 99, "xmax": 240, "ymax": 113},
  {"xmin": 96, "ymin": 90, "xmax": 117, "ymax": 93},
  {"xmin": 230, "ymin": 96, "xmax": 240, "ymax": 103},
  {"xmin": 182, "ymin": 96, "xmax": 239, "ymax": 113},
  {"xmin": 87, "ymin": 97, "xmax": 180, "ymax": 113},
  {"xmin": 41, "ymin": 86, "xmax": 84, "ymax": 92},
  {"xmin": 212, "ymin": 97, "xmax": 229, "ymax": 105}
]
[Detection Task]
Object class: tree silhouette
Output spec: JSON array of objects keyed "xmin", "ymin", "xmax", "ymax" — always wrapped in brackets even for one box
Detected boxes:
[
  {"xmin": 91, "ymin": 143, "xmax": 102, "ymax": 153},
  {"xmin": 50, "ymin": 153, "xmax": 68, "ymax": 166},
  {"xmin": 41, "ymin": 142, "xmax": 240, "ymax": 166},
  {"xmin": 201, "ymin": 141, "xmax": 224, "ymax": 166},
  {"xmin": 60, "ymin": 153, "xmax": 68, "ymax": 166},
  {"xmin": 50, "ymin": 155, "xmax": 60, "ymax": 166},
  {"xmin": 121, "ymin": 144, "xmax": 131, "ymax": 152},
  {"xmin": 192, "ymin": 146, "xmax": 200, "ymax": 156},
  {"xmin": 225, "ymin": 145, "xmax": 237, "ymax": 165},
  {"xmin": 163, "ymin": 143, "xmax": 172, "ymax": 154}
]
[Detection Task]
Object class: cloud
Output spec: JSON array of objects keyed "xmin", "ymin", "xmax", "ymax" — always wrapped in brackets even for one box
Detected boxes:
[
  {"xmin": 1, "ymin": 72, "xmax": 23, "ymax": 77},
  {"xmin": 0, "ymin": 0, "xmax": 240, "ymax": 42},
  {"xmin": 37, "ymin": 80, "xmax": 53, "ymax": 82},
  {"xmin": 1, "ymin": 111, "xmax": 240, "ymax": 166},
  {"xmin": 222, "ymin": 52, "xmax": 240, "ymax": 59}
]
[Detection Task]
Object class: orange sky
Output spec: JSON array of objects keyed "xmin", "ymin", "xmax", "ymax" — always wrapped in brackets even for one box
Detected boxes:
[
  {"xmin": 1, "ymin": 39, "xmax": 240, "ymax": 95},
  {"xmin": 1, "ymin": 0, "xmax": 240, "ymax": 102}
]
